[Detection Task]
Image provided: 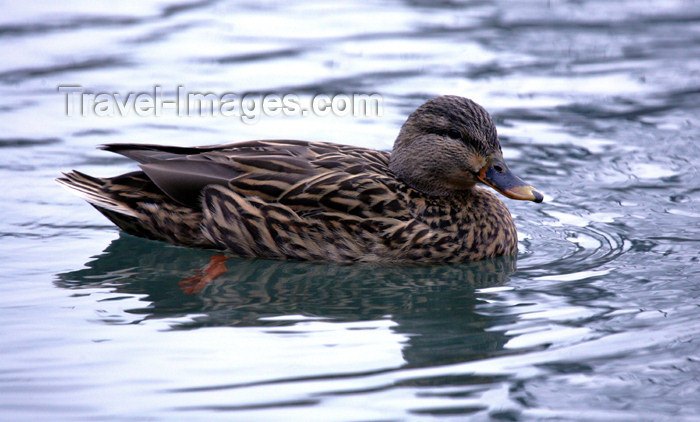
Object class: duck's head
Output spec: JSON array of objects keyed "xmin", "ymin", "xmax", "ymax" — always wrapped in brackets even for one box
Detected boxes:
[{"xmin": 389, "ymin": 95, "xmax": 543, "ymax": 202}]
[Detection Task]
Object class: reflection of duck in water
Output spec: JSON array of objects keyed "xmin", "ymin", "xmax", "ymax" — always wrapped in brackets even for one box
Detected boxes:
[
  {"xmin": 57, "ymin": 235, "xmax": 515, "ymax": 364},
  {"xmin": 56, "ymin": 234, "xmax": 516, "ymax": 325},
  {"xmin": 57, "ymin": 95, "xmax": 542, "ymax": 263}
]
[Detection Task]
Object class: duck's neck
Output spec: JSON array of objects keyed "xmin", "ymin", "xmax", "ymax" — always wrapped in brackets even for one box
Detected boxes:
[
  {"xmin": 421, "ymin": 188, "xmax": 519, "ymax": 261},
  {"xmin": 389, "ymin": 154, "xmax": 453, "ymax": 197}
]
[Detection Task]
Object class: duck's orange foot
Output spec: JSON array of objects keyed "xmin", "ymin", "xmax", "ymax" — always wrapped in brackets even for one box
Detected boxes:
[{"xmin": 179, "ymin": 255, "xmax": 229, "ymax": 294}]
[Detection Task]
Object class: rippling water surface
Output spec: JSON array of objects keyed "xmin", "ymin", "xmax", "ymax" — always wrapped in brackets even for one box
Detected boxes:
[{"xmin": 2, "ymin": 1, "xmax": 700, "ymax": 420}]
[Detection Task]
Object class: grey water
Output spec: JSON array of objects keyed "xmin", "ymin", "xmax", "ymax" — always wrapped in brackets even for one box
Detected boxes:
[{"xmin": 1, "ymin": 0, "xmax": 700, "ymax": 420}]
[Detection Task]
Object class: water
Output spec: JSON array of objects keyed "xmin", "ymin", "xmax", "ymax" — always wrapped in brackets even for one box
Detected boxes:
[{"xmin": 2, "ymin": 0, "xmax": 700, "ymax": 420}]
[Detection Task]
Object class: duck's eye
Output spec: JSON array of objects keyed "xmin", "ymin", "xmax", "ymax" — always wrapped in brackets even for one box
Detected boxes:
[{"xmin": 446, "ymin": 129, "xmax": 462, "ymax": 140}]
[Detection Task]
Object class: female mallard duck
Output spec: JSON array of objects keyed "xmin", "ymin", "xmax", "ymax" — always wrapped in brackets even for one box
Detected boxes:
[{"xmin": 57, "ymin": 95, "xmax": 542, "ymax": 263}]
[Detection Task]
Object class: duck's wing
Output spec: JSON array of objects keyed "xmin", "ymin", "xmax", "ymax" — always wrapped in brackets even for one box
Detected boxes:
[
  {"xmin": 102, "ymin": 140, "xmax": 401, "ymax": 218},
  {"xmin": 101, "ymin": 140, "xmax": 313, "ymax": 206}
]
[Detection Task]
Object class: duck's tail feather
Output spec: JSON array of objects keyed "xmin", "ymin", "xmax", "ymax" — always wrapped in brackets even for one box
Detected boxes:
[
  {"xmin": 56, "ymin": 171, "xmax": 138, "ymax": 217},
  {"xmin": 57, "ymin": 170, "xmax": 212, "ymax": 247}
]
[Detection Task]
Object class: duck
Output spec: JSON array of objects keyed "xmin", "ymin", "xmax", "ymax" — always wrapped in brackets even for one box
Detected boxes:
[{"xmin": 57, "ymin": 95, "xmax": 543, "ymax": 263}]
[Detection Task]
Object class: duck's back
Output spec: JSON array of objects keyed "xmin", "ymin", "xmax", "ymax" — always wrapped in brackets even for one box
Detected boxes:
[{"xmin": 104, "ymin": 140, "xmax": 408, "ymax": 218}]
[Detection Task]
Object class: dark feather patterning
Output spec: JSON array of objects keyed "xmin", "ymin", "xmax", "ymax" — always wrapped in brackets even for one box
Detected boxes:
[{"xmin": 57, "ymin": 139, "xmax": 517, "ymax": 262}]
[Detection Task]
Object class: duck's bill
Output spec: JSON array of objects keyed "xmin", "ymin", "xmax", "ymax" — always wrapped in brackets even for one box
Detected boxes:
[{"xmin": 477, "ymin": 158, "xmax": 543, "ymax": 203}]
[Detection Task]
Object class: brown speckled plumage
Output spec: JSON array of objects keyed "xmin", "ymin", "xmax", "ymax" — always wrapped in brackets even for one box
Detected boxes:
[{"xmin": 57, "ymin": 95, "xmax": 541, "ymax": 263}]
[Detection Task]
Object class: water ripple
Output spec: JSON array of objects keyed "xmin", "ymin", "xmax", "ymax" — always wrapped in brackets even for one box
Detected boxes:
[{"xmin": 0, "ymin": 57, "xmax": 130, "ymax": 85}]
